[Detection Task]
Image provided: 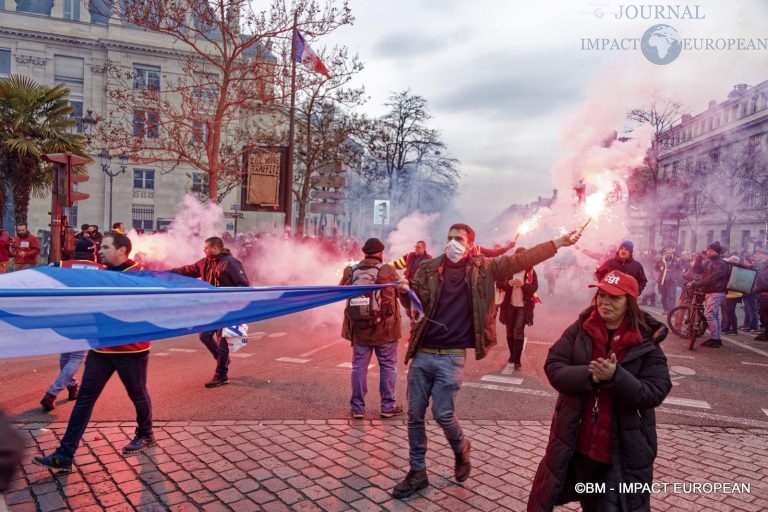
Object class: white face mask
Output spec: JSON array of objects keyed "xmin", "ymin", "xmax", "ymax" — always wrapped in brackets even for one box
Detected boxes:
[{"xmin": 444, "ymin": 239, "xmax": 467, "ymax": 263}]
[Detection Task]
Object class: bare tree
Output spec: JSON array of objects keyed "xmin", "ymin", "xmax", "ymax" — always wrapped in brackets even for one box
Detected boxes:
[
  {"xmin": 293, "ymin": 46, "xmax": 366, "ymax": 235},
  {"xmin": 95, "ymin": 0, "xmax": 352, "ymax": 202},
  {"xmin": 627, "ymin": 95, "xmax": 685, "ymax": 196}
]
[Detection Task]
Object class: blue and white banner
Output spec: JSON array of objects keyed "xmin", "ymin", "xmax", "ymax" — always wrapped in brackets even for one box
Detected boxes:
[{"xmin": 0, "ymin": 267, "xmax": 418, "ymax": 359}]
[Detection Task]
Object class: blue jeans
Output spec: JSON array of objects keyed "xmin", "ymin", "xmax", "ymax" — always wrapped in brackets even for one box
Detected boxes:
[
  {"xmin": 54, "ymin": 350, "xmax": 152, "ymax": 462},
  {"xmin": 406, "ymin": 351, "xmax": 466, "ymax": 470},
  {"xmin": 200, "ymin": 330, "xmax": 229, "ymax": 378},
  {"xmin": 46, "ymin": 351, "xmax": 86, "ymax": 396},
  {"xmin": 350, "ymin": 341, "xmax": 398, "ymax": 413},
  {"xmin": 704, "ymin": 292, "xmax": 725, "ymax": 340}
]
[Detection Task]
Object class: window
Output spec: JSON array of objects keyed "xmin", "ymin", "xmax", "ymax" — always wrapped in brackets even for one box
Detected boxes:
[
  {"xmin": 720, "ymin": 231, "xmax": 728, "ymax": 244},
  {"xmin": 15, "ymin": 0, "xmax": 53, "ymax": 15},
  {"xmin": 63, "ymin": 0, "xmax": 81, "ymax": 20},
  {"xmin": 671, "ymin": 161, "xmax": 679, "ymax": 179},
  {"xmin": 156, "ymin": 218, "xmax": 173, "ymax": 232},
  {"xmin": 742, "ymin": 230, "xmax": 751, "ymax": 250},
  {"xmin": 679, "ymin": 230, "xmax": 687, "ymax": 251},
  {"xmin": 193, "ymin": 71, "xmax": 219, "ymax": 101},
  {"xmin": 706, "ymin": 230, "xmax": 714, "ymax": 246},
  {"xmin": 132, "ymin": 109, "xmax": 159, "ymax": 139},
  {"xmin": 191, "ymin": 173, "xmax": 209, "ymax": 192},
  {"xmin": 54, "ymin": 55, "xmax": 84, "ymax": 85},
  {"xmin": 133, "ymin": 65, "xmax": 161, "ymax": 91},
  {"xmin": 133, "ymin": 169, "xmax": 155, "ymax": 190},
  {"xmin": 750, "ymin": 134, "xmax": 762, "ymax": 146},
  {"xmin": 132, "ymin": 204, "xmax": 154, "ymax": 231},
  {"xmin": 0, "ymin": 49, "xmax": 9, "ymax": 77},
  {"xmin": 69, "ymin": 100, "xmax": 83, "ymax": 133},
  {"xmin": 191, "ymin": 121, "xmax": 208, "ymax": 144}
]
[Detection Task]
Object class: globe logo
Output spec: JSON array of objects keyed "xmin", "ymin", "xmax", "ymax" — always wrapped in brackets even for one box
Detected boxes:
[{"xmin": 641, "ymin": 24, "xmax": 682, "ymax": 65}]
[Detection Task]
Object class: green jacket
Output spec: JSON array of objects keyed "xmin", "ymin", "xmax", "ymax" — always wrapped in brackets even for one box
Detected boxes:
[{"xmin": 401, "ymin": 240, "xmax": 558, "ymax": 364}]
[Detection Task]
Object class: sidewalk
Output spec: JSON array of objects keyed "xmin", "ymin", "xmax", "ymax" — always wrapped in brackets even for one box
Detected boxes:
[{"xmin": 5, "ymin": 420, "xmax": 768, "ymax": 511}]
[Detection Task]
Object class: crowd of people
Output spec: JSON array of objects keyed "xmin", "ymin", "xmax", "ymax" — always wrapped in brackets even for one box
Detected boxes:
[{"xmin": 5, "ymin": 221, "xmax": 768, "ymax": 511}]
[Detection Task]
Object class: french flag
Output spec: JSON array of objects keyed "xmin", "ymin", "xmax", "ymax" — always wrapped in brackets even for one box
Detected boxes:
[{"xmin": 294, "ymin": 30, "xmax": 330, "ymax": 78}]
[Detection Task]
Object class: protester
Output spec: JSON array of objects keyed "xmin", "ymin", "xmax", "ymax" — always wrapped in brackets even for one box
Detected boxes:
[
  {"xmin": 392, "ymin": 223, "xmax": 578, "ymax": 498},
  {"xmin": 0, "ymin": 228, "xmax": 12, "ymax": 274},
  {"xmin": 595, "ymin": 240, "xmax": 647, "ymax": 295},
  {"xmin": 752, "ymin": 248, "xmax": 768, "ymax": 341},
  {"xmin": 340, "ymin": 238, "xmax": 403, "ymax": 419},
  {"xmin": 0, "ymin": 411, "xmax": 23, "ymax": 505},
  {"xmin": 722, "ymin": 256, "xmax": 742, "ymax": 335},
  {"xmin": 528, "ymin": 270, "xmax": 672, "ymax": 511},
  {"xmin": 390, "ymin": 240, "xmax": 432, "ymax": 283},
  {"xmin": 33, "ymin": 232, "xmax": 155, "ymax": 472},
  {"xmin": 12, "ymin": 224, "xmax": 40, "ymax": 270},
  {"xmin": 73, "ymin": 232, "xmax": 97, "ymax": 262},
  {"xmin": 112, "ymin": 222, "xmax": 126, "ymax": 234},
  {"xmin": 654, "ymin": 247, "xmax": 682, "ymax": 314},
  {"xmin": 170, "ymin": 236, "xmax": 250, "ymax": 388},
  {"xmin": 38, "ymin": 260, "xmax": 107, "ymax": 412},
  {"xmin": 496, "ymin": 247, "xmax": 539, "ymax": 369},
  {"xmin": 691, "ymin": 241, "xmax": 730, "ymax": 348}
]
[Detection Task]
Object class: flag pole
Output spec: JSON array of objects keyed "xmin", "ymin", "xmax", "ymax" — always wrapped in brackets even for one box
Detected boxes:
[{"xmin": 284, "ymin": 11, "xmax": 299, "ymax": 234}]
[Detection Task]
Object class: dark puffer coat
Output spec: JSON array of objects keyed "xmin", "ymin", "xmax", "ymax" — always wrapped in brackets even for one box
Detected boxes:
[{"xmin": 528, "ymin": 307, "xmax": 672, "ymax": 512}]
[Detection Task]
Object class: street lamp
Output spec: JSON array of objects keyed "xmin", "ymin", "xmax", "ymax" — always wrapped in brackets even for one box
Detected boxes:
[
  {"xmin": 82, "ymin": 109, "xmax": 97, "ymax": 143},
  {"xmin": 99, "ymin": 150, "xmax": 128, "ymax": 228}
]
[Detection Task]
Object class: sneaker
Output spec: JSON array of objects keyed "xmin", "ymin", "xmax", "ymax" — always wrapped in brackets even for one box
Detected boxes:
[
  {"xmin": 392, "ymin": 469, "xmax": 429, "ymax": 499},
  {"xmin": 381, "ymin": 405, "xmax": 404, "ymax": 418},
  {"xmin": 754, "ymin": 333, "xmax": 768, "ymax": 341},
  {"xmin": 40, "ymin": 393, "xmax": 56, "ymax": 412},
  {"xmin": 514, "ymin": 363, "xmax": 522, "ymax": 370},
  {"xmin": 454, "ymin": 439, "xmax": 472, "ymax": 482},
  {"xmin": 32, "ymin": 454, "xmax": 72, "ymax": 473},
  {"xmin": 122, "ymin": 435, "xmax": 157, "ymax": 455},
  {"xmin": 66, "ymin": 383, "xmax": 79, "ymax": 401},
  {"xmin": 350, "ymin": 410, "xmax": 364, "ymax": 419},
  {"xmin": 204, "ymin": 375, "xmax": 229, "ymax": 388},
  {"xmin": 701, "ymin": 339, "xmax": 722, "ymax": 348}
]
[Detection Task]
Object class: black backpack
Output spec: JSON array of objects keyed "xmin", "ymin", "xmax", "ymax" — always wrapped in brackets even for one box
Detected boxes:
[{"xmin": 344, "ymin": 263, "xmax": 384, "ymax": 328}]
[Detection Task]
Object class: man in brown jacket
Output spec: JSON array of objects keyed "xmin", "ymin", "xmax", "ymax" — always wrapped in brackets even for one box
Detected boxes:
[
  {"xmin": 392, "ymin": 223, "xmax": 578, "ymax": 498},
  {"xmin": 340, "ymin": 237, "xmax": 403, "ymax": 420}
]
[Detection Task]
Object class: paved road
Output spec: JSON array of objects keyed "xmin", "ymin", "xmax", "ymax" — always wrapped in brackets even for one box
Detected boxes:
[{"xmin": 3, "ymin": 294, "xmax": 768, "ymax": 510}]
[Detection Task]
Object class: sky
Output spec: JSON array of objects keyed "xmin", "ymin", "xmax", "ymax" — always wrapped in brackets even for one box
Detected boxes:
[{"xmin": 321, "ymin": 0, "xmax": 768, "ymax": 232}]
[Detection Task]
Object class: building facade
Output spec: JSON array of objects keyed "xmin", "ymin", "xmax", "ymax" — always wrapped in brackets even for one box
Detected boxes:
[
  {"xmin": 627, "ymin": 80, "xmax": 768, "ymax": 254},
  {"xmin": 0, "ymin": 1, "xmax": 285, "ymax": 239}
]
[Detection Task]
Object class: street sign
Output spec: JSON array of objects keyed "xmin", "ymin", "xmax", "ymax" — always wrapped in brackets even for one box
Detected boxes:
[
  {"xmin": 223, "ymin": 212, "xmax": 244, "ymax": 219},
  {"xmin": 310, "ymin": 202, "xmax": 346, "ymax": 215},
  {"xmin": 310, "ymin": 175, "xmax": 346, "ymax": 188},
  {"xmin": 313, "ymin": 162, "xmax": 348, "ymax": 175},
  {"xmin": 311, "ymin": 190, "xmax": 346, "ymax": 200}
]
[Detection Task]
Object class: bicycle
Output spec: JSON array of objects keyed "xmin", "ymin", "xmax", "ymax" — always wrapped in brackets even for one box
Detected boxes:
[{"xmin": 667, "ymin": 290, "xmax": 707, "ymax": 350}]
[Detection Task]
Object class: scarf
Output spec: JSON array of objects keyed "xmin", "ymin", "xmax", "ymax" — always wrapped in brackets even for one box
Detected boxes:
[{"xmin": 576, "ymin": 307, "xmax": 643, "ymax": 463}]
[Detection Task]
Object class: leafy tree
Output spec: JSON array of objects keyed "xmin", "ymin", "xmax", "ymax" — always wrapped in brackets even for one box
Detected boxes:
[
  {"xmin": 0, "ymin": 75, "xmax": 87, "ymax": 224},
  {"xmin": 94, "ymin": 0, "xmax": 353, "ymax": 202}
]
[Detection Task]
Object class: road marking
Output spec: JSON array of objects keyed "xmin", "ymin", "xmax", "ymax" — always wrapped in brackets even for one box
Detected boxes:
[
  {"xmin": 481, "ymin": 375, "xmax": 523, "ymax": 385},
  {"xmin": 662, "ymin": 397, "xmax": 710, "ymax": 409},
  {"xmin": 763, "ymin": 409, "xmax": 768, "ymax": 418},
  {"xmin": 670, "ymin": 366, "xmax": 696, "ymax": 376},
  {"xmin": 230, "ymin": 353, "xmax": 254, "ymax": 358},
  {"xmin": 267, "ymin": 332, "xmax": 288, "ymax": 338},
  {"xmin": 724, "ymin": 338, "xmax": 768, "ymax": 358},
  {"xmin": 464, "ymin": 381, "xmax": 552, "ymax": 396},
  {"xmin": 276, "ymin": 357, "xmax": 310, "ymax": 363},
  {"xmin": 299, "ymin": 339, "xmax": 345, "ymax": 357},
  {"xmin": 168, "ymin": 348, "xmax": 196, "ymax": 353},
  {"xmin": 526, "ymin": 341, "xmax": 551, "ymax": 346},
  {"xmin": 336, "ymin": 362, "xmax": 374, "ymax": 369},
  {"xmin": 666, "ymin": 353, "xmax": 695, "ymax": 360},
  {"xmin": 153, "ymin": 353, "xmax": 171, "ymax": 357},
  {"xmin": 742, "ymin": 361, "xmax": 768, "ymax": 367},
  {"xmin": 657, "ymin": 406, "xmax": 768, "ymax": 428}
]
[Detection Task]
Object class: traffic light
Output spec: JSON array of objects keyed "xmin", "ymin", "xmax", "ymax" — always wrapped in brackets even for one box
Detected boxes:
[{"xmin": 68, "ymin": 173, "xmax": 89, "ymax": 205}]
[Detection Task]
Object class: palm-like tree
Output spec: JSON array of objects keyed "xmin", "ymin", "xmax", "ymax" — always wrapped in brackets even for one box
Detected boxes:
[{"xmin": 0, "ymin": 75, "xmax": 90, "ymax": 225}]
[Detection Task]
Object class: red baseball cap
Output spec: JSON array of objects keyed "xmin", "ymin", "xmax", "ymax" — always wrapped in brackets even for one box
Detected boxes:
[{"xmin": 589, "ymin": 270, "xmax": 639, "ymax": 299}]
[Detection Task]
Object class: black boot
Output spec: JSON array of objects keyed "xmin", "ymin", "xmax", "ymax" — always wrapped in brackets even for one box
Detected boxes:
[
  {"xmin": 506, "ymin": 338, "xmax": 514, "ymax": 364},
  {"xmin": 513, "ymin": 338, "xmax": 524, "ymax": 369},
  {"xmin": 40, "ymin": 393, "xmax": 56, "ymax": 412}
]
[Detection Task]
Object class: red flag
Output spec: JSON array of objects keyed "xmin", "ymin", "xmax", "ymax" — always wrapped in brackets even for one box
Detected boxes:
[{"xmin": 293, "ymin": 30, "xmax": 330, "ymax": 78}]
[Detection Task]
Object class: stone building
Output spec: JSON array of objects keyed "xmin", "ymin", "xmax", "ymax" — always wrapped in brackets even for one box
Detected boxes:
[
  {"xmin": 628, "ymin": 79, "xmax": 768, "ymax": 253},
  {"xmin": 0, "ymin": 1, "xmax": 285, "ymax": 239}
]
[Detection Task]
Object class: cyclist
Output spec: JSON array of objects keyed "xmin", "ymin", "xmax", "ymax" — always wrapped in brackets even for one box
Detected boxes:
[{"xmin": 690, "ymin": 242, "xmax": 730, "ymax": 348}]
